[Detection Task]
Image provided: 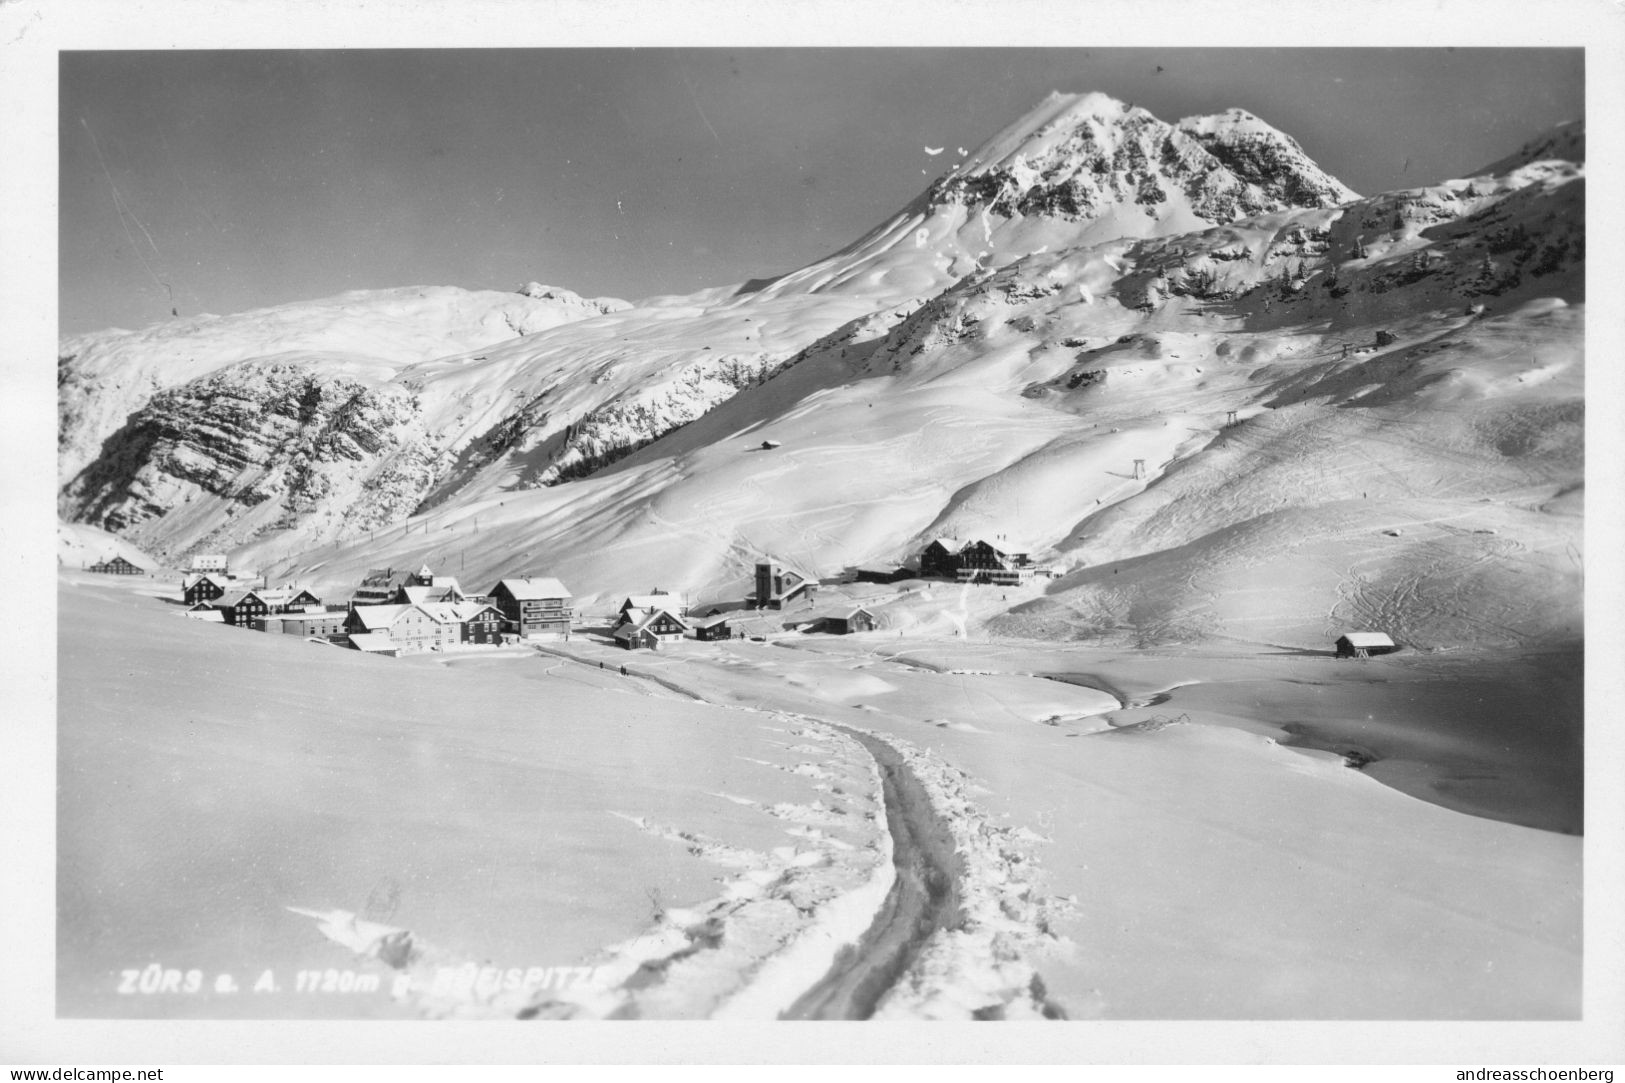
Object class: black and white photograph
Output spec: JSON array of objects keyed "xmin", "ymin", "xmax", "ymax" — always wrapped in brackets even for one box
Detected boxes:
[{"xmin": 4, "ymin": 0, "xmax": 1623, "ymax": 1071}]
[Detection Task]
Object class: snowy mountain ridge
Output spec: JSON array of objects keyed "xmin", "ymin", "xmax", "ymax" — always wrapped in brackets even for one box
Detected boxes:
[{"xmin": 57, "ymin": 96, "xmax": 1585, "ymax": 652}]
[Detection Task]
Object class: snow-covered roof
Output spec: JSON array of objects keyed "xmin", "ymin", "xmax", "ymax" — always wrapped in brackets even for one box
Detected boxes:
[
  {"xmin": 183, "ymin": 609, "xmax": 223, "ymax": 622},
  {"xmin": 213, "ymin": 590, "xmax": 262, "ymax": 607},
  {"xmin": 1338, "ymin": 631, "xmax": 1396, "ymax": 648},
  {"xmin": 621, "ymin": 593, "xmax": 674, "ymax": 611},
  {"xmin": 410, "ymin": 602, "xmax": 472, "ymax": 624},
  {"xmin": 491, "ymin": 577, "xmax": 573, "ymax": 600},
  {"xmin": 398, "ymin": 584, "xmax": 458, "ymax": 604},
  {"xmin": 450, "ymin": 601, "xmax": 503, "ymax": 622},
  {"xmin": 794, "ymin": 604, "xmax": 876, "ymax": 625},
  {"xmin": 348, "ymin": 633, "xmax": 398, "ymax": 653},
  {"xmin": 616, "ymin": 606, "xmax": 689, "ymax": 634},
  {"xmin": 690, "ymin": 614, "xmax": 730, "ymax": 629},
  {"xmin": 350, "ymin": 604, "xmax": 409, "ymax": 630}
]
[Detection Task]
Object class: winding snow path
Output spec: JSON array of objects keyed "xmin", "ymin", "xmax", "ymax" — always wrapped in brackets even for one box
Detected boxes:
[{"xmin": 781, "ymin": 722, "xmax": 963, "ymax": 1019}]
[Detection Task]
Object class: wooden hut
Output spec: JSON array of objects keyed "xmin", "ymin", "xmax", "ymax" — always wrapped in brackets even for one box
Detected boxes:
[
  {"xmin": 1334, "ymin": 632, "xmax": 1398, "ymax": 658},
  {"xmin": 828, "ymin": 607, "xmax": 877, "ymax": 635},
  {"xmin": 692, "ymin": 614, "xmax": 732, "ymax": 641}
]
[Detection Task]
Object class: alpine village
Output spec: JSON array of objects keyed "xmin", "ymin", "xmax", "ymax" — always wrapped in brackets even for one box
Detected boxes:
[{"xmin": 112, "ymin": 535, "xmax": 1117, "ymax": 659}]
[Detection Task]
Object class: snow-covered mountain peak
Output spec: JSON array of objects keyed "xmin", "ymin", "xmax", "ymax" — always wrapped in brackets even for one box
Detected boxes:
[
  {"xmin": 952, "ymin": 90, "xmax": 1138, "ymax": 170},
  {"xmin": 925, "ymin": 93, "xmax": 1356, "ymax": 227},
  {"xmin": 750, "ymin": 93, "xmax": 1361, "ymax": 309}
]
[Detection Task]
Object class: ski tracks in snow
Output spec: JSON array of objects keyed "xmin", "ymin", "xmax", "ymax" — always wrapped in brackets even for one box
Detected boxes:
[
  {"xmin": 288, "ymin": 703, "xmax": 1075, "ymax": 1019},
  {"xmin": 855, "ymin": 729, "xmax": 1076, "ymax": 1020}
]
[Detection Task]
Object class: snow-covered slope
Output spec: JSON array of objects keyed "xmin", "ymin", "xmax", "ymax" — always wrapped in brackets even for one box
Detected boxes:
[
  {"xmin": 57, "ymin": 520, "xmax": 159, "ymax": 571},
  {"xmin": 59, "ymin": 101, "xmax": 1583, "ymax": 654},
  {"xmin": 59, "ymin": 93, "xmax": 1363, "ymax": 563}
]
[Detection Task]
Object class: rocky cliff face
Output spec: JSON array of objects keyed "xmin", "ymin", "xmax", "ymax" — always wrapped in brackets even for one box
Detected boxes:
[{"xmin": 61, "ymin": 359, "xmax": 439, "ymax": 554}]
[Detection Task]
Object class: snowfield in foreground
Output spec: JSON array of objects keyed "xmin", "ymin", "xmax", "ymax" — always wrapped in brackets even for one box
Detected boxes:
[
  {"xmin": 59, "ymin": 574, "xmax": 897, "ymax": 1019},
  {"xmin": 59, "ymin": 573, "xmax": 1578, "ymax": 1019}
]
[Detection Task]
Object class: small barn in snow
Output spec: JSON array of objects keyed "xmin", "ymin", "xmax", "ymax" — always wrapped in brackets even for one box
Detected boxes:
[
  {"xmin": 828, "ymin": 607, "xmax": 876, "ymax": 635},
  {"xmin": 1335, "ymin": 632, "xmax": 1398, "ymax": 658},
  {"xmin": 692, "ymin": 614, "xmax": 732, "ymax": 641},
  {"xmin": 787, "ymin": 605, "xmax": 877, "ymax": 635}
]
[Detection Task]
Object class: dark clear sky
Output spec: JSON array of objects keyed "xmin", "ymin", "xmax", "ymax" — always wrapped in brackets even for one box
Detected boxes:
[{"xmin": 59, "ymin": 48, "xmax": 1583, "ymax": 335}]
